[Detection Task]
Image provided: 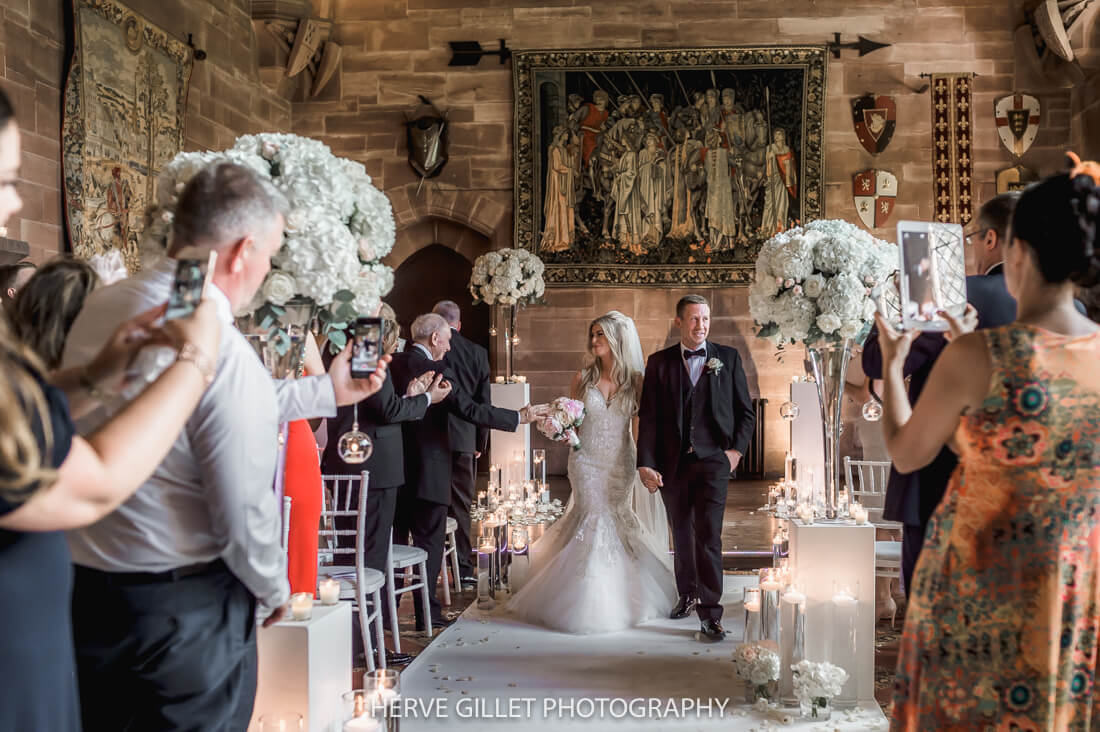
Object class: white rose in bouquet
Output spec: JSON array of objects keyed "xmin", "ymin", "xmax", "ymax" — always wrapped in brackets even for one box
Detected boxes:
[
  {"xmin": 750, "ymin": 219, "xmax": 897, "ymax": 348},
  {"xmin": 261, "ymin": 271, "xmax": 298, "ymax": 306}
]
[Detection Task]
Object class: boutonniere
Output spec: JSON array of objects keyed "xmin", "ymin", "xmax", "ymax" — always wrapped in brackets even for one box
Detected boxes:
[{"xmin": 706, "ymin": 357, "xmax": 724, "ymax": 375}]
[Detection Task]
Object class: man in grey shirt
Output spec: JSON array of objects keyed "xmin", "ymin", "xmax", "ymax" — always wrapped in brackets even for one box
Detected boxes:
[{"xmin": 62, "ymin": 163, "xmax": 387, "ymax": 731}]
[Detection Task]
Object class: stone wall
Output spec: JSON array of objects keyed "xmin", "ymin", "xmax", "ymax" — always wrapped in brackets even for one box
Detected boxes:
[
  {"xmin": 301, "ymin": 0, "xmax": 1089, "ymax": 474},
  {"xmin": 0, "ymin": 0, "xmax": 291, "ymax": 263}
]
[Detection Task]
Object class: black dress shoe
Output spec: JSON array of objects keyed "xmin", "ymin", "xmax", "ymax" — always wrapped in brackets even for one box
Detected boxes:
[
  {"xmin": 416, "ymin": 613, "xmax": 457, "ymax": 632},
  {"xmin": 697, "ymin": 619, "xmax": 726, "ymax": 643},
  {"xmin": 669, "ymin": 594, "xmax": 698, "ymax": 619},
  {"xmin": 460, "ymin": 575, "xmax": 477, "ymax": 586},
  {"xmin": 385, "ymin": 649, "xmax": 414, "ymax": 666}
]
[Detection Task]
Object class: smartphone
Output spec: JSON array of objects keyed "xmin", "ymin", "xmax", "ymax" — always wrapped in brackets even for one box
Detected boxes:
[
  {"xmin": 896, "ymin": 221, "xmax": 967, "ymax": 332},
  {"xmin": 350, "ymin": 316, "xmax": 383, "ymax": 379},
  {"xmin": 164, "ymin": 248, "xmax": 217, "ymax": 321}
]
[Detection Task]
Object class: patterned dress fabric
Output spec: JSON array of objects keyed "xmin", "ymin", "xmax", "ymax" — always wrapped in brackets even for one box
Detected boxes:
[{"xmin": 892, "ymin": 324, "xmax": 1100, "ymax": 730}]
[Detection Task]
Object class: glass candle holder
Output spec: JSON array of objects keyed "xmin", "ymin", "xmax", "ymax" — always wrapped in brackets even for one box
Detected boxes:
[
  {"xmin": 341, "ymin": 690, "xmax": 380, "ymax": 732},
  {"xmin": 829, "ymin": 584, "xmax": 860, "ymax": 709},
  {"xmin": 512, "ymin": 450, "xmax": 526, "ymax": 484},
  {"xmin": 477, "ymin": 536, "xmax": 496, "ymax": 609},
  {"xmin": 490, "ymin": 464, "xmax": 503, "ymax": 490},
  {"xmin": 477, "ymin": 490, "xmax": 486, "ymax": 510},
  {"xmin": 771, "ymin": 532, "xmax": 784, "ymax": 568},
  {"xmin": 759, "ymin": 569, "xmax": 782, "ymax": 642},
  {"xmin": 532, "ymin": 448, "xmax": 546, "ymax": 487},
  {"xmin": 259, "ymin": 712, "xmax": 304, "ymax": 731},
  {"xmin": 837, "ymin": 488, "xmax": 850, "ymax": 518},
  {"xmin": 364, "ymin": 668, "xmax": 401, "ymax": 732},
  {"xmin": 539, "ymin": 482, "xmax": 550, "ymax": 504},
  {"xmin": 319, "ymin": 577, "xmax": 340, "ymax": 606},
  {"xmin": 743, "ymin": 587, "xmax": 762, "ymax": 643},
  {"xmin": 779, "ymin": 588, "xmax": 807, "ymax": 706},
  {"xmin": 289, "ymin": 592, "xmax": 313, "ymax": 621}
]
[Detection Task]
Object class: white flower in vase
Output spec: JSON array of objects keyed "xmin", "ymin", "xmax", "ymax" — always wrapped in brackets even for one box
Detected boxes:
[{"xmin": 261, "ymin": 271, "xmax": 298, "ymax": 306}]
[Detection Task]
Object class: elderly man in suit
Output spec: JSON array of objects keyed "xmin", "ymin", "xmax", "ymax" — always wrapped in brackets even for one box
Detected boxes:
[
  {"xmin": 390, "ymin": 313, "xmax": 539, "ymax": 630},
  {"xmin": 433, "ymin": 300, "xmax": 491, "ymax": 587},
  {"xmin": 862, "ymin": 192, "xmax": 1019, "ymax": 598}
]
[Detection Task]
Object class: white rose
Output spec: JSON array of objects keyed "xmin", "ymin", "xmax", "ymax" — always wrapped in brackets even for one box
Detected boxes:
[
  {"xmin": 803, "ymin": 273, "xmax": 825, "ymax": 298},
  {"xmin": 817, "ymin": 313, "xmax": 842, "ymax": 333},
  {"xmin": 838, "ymin": 320, "xmax": 862, "ymax": 339},
  {"xmin": 261, "ymin": 271, "xmax": 298, "ymax": 306}
]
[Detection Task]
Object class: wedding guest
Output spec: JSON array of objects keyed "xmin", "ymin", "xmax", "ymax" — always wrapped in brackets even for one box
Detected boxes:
[
  {"xmin": 321, "ymin": 302, "xmax": 450, "ymax": 667},
  {"xmin": 0, "ymin": 260, "xmax": 34, "ymax": 305},
  {"xmin": 862, "ymin": 192, "xmax": 1018, "ymax": 597},
  {"xmin": 0, "ymin": 84, "xmax": 224, "ymax": 732},
  {"xmin": 434, "ymin": 299, "xmax": 492, "ymax": 588},
  {"xmin": 62, "ymin": 162, "xmax": 387, "ymax": 732},
  {"xmin": 10, "ymin": 256, "xmax": 99, "ymax": 369},
  {"xmin": 390, "ymin": 313, "xmax": 537, "ymax": 631},
  {"xmin": 881, "ymin": 157, "xmax": 1100, "ymax": 728}
]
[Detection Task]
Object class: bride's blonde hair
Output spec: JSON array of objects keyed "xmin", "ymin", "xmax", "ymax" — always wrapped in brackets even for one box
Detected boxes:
[{"xmin": 577, "ymin": 311, "xmax": 645, "ymax": 411}]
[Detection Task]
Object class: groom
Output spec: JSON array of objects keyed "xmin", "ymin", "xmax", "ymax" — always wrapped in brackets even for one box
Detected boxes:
[{"xmin": 637, "ymin": 294, "xmax": 755, "ymax": 642}]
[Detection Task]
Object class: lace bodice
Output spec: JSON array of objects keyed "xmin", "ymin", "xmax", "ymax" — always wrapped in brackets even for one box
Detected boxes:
[{"xmin": 567, "ymin": 386, "xmax": 637, "ymax": 513}]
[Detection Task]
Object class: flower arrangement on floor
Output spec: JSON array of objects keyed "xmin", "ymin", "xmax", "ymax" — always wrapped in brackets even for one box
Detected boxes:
[
  {"xmin": 143, "ymin": 133, "xmax": 396, "ymax": 351},
  {"xmin": 748, "ymin": 219, "xmax": 896, "ymax": 347},
  {"xmin": 535, "ymin": 397, "xmax": 585, "ymax": 450},
  {"xmin": 790, "ymin": 659, "xmax": 848, "ymax": 720},
  {"xmin": 468, "ymin": 248, "xmax": 545, "ymax": 307},
  {"xmin": 732, "ymin": 643, "xmax": 781, "ymax": 702}
]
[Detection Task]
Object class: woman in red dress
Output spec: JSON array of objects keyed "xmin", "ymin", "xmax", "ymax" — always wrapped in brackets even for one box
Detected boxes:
[{"xmin": 283, "ymin": 333, "xmax": 326, "ymax": 595}]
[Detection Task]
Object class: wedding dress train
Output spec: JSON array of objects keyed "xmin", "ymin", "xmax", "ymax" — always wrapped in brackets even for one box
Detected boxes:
[{"xmin": 505, "ymin": 386, "xmax": 677, "ymax": 634}]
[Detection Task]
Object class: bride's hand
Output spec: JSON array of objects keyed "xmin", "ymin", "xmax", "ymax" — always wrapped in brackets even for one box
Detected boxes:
[{"xmin": 638, "ymin": 467, "xmax": 663, "ymax": 493}]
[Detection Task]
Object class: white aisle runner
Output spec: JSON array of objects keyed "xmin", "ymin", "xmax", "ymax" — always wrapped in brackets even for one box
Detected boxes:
[{"xmin": 397, "ymin": 576, "xmax": 888, "ymax": 730}]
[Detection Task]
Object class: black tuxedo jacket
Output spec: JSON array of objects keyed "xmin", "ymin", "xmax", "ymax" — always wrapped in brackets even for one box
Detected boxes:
[
  {"xmin": 442, "ymin": 328, "xmax": 492, "ymax": 454},
  {"xmin": 391, "ymin": 346, "xmax": 518, "ymax": 505},
  {"xmin": 862, "ymin": 265, "xmax": 1017, "ymax": 526},
  {"xmin": 320, "ymin": 370, "xmax": 429, "ymax": 490},
  {"xmin": 637, "ymin": 341, "xmax": 755, "ymax": 477}
]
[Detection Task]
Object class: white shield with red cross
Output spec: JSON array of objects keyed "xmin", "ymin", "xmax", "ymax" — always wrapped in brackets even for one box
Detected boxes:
[{"xmin": 994, "ymin": 94, "xmax": 1040, "ymax": 158}]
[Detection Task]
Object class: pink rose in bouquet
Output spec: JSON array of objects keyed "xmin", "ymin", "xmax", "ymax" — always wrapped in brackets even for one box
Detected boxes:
[{"xmin": 536, "ymin": 396, "xmax": 586, "ymax": 450}]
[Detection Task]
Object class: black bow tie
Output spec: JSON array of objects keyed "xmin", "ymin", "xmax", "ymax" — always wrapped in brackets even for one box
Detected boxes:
[{"xmin": 683, "ymin": 348, "xmax": 706, "ymax": 359}]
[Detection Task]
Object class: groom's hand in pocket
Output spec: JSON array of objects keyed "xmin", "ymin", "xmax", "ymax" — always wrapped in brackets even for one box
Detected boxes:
[
  {"xmin": 639, "ymin": 467, "xmax": 663, "ymax": 493},
  {"xmin": 724, "ymin": 449, "xmax": 742, "ymax": 473}
]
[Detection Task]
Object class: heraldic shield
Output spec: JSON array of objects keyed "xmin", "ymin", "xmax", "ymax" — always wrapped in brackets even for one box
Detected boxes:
[
  {"xmin": 851, "ymin": 93, "xmax": 897, "ymax": 155},
  {"xmin": 853, "ymin": 169, "xmax": 897, "ymax": 228},
  {"xmin": 994, "ymin": 94, "xmax": 1040, "ymax": 158},
  {"xmin": 405, "ymin": 96, "xmax": 448, "ymax": 179}
]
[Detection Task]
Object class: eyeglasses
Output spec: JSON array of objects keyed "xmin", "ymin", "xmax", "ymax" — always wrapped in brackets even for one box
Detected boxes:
[{"xmin": 963, "ymin": 227, "xmax": 991, "ymax": 245}]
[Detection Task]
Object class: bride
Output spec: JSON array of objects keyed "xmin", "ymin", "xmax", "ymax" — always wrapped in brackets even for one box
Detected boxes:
[{"xmin": 506, "ymin": 311, "xmax": 676, "ymax": 633}]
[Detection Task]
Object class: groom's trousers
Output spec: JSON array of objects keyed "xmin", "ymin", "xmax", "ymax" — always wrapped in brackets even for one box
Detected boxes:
[{"xmin": 661, "ymin": 452, "xmax": 729, "ymax": 622}]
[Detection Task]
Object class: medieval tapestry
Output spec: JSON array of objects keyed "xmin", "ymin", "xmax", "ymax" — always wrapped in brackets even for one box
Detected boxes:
[
  {"xmin": 513, "ymin": 47, "xmax": 826, "ymax": 287},
  {"xmin": 62, "ymin": 0, "xmax": 194, "ymax": 273}
]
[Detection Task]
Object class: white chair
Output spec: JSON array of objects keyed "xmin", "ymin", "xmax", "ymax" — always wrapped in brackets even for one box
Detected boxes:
[
  {"xmin": 318, "ymin": 472, "xmax": 387, "ymax": 671},
  {"xmin": 385, "ymin": 532, "xmax": 434, "ymax": 654},
  {"xmin": 439, "ymin": 516, "xmax": 463, "ymax": 604},
  {"xmin": 281, "ymin": 496, "xmax": 292, "ymax": 557},
  {"xmin": 844, "ymin": 456, "xmax": 903, "ymax": 582}
]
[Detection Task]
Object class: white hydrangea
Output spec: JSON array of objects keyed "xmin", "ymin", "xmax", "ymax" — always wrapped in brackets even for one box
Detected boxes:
[
  {"xmin": 142, "ymin": 133, "xmax": 397, "ymax": 324},
  {"xmin": 469, "ymin": 248, "xmax": 546, "ymax": 307},
  {"xmin": 749, "ymin": 218, "xmax": 897, "ymax": 347}
]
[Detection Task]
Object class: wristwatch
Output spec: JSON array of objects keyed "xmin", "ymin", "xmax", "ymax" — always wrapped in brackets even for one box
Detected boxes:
[{"xmin": 177, "ymin": 342, "xmax": 215, "ymax": 385}]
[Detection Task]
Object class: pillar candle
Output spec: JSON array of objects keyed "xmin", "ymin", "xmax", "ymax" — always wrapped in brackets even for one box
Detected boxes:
[
  {"xmin": 319, "ymin": 577, "xmax": 340, "ymax": 606},
  {"xmin": 779, "ymin": 589, "xmax": 806, "ymax": 704}
]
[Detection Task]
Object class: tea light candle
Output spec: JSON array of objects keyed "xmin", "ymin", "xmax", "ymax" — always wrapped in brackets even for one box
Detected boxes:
[
  {"xmin": 495, "ymin": 376, "xmax": 505, "ymax": 383},
  {"xmin": 319, "ymin": 577, "xmax": 340, "ymax": 605},
  {"xmin": 760, "ymin": 574, "xmax": 783, "ymax": 593},
  {"xmin": 513, "ymin": 374, "xmax": 526, "ymax": 383},
  {"xmin": 851, "ymin": 503, "xmax": 868, "ymax": 525},
  {"xmin": 343, "ymin": 716, "xmax": 380, "ymax": 732},
  {"xmin": 289, "ymin": 592, "xmax": 313, "ymax": 621}
]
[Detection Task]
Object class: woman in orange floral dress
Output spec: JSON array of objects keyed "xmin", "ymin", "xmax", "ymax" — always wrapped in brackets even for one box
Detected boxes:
[{"xmin": 876, "ymin": 158, "xmax": 1100, "ymax": 730}]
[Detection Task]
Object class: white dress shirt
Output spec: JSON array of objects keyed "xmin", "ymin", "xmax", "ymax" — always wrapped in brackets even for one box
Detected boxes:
[
  {"xmin": 61, "ymin": 258, "xmax": 338, "ymax": 611},
  {"xmin": 681, "ymin": 341, "xmax": 708, "ymax": 387}
]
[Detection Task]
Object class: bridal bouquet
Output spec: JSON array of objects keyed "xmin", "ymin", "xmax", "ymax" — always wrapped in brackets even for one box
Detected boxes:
[
  {"xmin": 143, "ymin": 133, "xmax": 396, "ymax": 351},
  {"xmin": 791, "ymin": 659, "xmax": 848, "ymax": 719},
  {"xmin": 536, "ymin": 397, "xmax": 585, "ymax": 450},
  {"xmin": 469, "ymin": 248, "xmax": 545, "ymax": 306},
  {"xmin": 732, "ymin": 643, "xmax": 781, "ymax": 702},
  {"xmin": 749, "ymin": 219, "xmax": 896, "ymax": 347}
]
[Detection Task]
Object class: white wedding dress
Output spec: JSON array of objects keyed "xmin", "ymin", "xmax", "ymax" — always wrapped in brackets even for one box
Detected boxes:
[{"xmin": 505, "ymin": 386, "xmax": 677, "ymax": 634}]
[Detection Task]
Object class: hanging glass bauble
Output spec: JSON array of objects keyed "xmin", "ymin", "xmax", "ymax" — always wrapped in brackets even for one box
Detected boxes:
[
  {"xmin": 861, "ymin": 399, "xmax": 883, "ymax": 422},
  {"xmin": 337, "ymin": 403, "xmax": 373, "ymax": 464},
  {"xmin": 779, "ymin": 401, "xmax": 800, "ymax": 422}
]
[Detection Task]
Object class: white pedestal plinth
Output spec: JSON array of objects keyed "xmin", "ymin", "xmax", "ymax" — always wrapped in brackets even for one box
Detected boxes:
[
  {"xmin": 490, "ymin": 382, "xmax": 530, "ymax": 485},
  {"xmin": 788, "ymin": 520, "xmax": 876, "ymax": 703},
  {"xmin": 251, "ymin": 602, "xmax": 352, "ymax": 732}
]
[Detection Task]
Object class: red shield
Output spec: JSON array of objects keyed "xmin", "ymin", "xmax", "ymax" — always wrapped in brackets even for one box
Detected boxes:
[
  {"xmin": 851, "ymin": 94, "xmax": 897, "ymax": 155},
  {"xmin": 853, "ymin": 169, "xmax": 897, "ymax": 228}
]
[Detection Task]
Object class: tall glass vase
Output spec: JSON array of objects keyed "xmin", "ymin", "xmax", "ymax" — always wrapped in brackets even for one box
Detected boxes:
[
  {"xmin": 502, "ymin": 304, "xmax": 518, "ymax": 383},
  {"xmin": 806, "ymin": 340, "xmax": 852, "ymax": 520}
]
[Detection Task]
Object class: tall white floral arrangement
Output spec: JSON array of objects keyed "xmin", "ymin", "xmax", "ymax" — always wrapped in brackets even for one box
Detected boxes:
[
  {"xmin": 749, "ymin": 220, "xmax": 896, "ymax": 346},
  {"xmin": 143, "ymin": 133, "xmax": 396, "ymax": 350},
  {"xmin": 469, "ymin": 248, "xmax": 546, "ymax": 306}
]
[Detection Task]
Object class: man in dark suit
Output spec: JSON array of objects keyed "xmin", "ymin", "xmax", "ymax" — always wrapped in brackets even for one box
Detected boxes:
[
  {"xmin": 390, "ymin": 313, "xmax": 538, "ymax": 631},
  {"xmin": 862, "ymin": 193, "xmax": 1019, "ymax": 596},
  {"xmin": 433, "ymin": 300, "xmax": 489, "ymax": 586},
  {"xmin": 637, "ymin": 294, "xmax": 756, "ymax": 642}
]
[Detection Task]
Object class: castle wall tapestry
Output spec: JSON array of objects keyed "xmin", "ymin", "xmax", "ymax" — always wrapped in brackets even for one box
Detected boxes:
[
  {"xmin": 513, "ymin": 47, "xmax": 826, "ymax": 287},
  {"xmin": 63, "ymin": 0, "xmax": 194, "ymax": 272}
]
